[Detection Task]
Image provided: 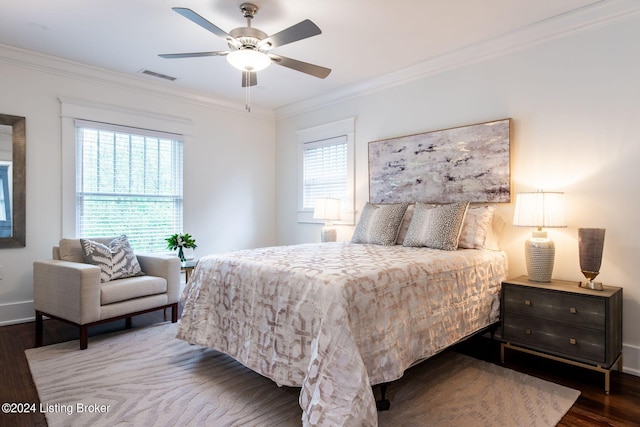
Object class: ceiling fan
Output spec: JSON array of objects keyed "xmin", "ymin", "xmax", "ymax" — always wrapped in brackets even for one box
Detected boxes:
[{"xmin": 159, "ymin": 3, "xmax": 331, "ymax": 90}]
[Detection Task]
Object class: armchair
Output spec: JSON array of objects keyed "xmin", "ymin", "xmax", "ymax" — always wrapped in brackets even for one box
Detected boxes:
[{"xmin": 33, "ymin": 237, "xmax": 180, "ymax": 349}]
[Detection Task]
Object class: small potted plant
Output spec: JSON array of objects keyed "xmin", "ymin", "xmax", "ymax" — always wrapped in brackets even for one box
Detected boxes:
[{"xmin": 166, "ymin": 233, "xmax": 197, "ymax": 264}]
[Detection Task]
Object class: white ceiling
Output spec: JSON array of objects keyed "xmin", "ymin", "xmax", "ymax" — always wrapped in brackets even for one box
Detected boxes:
[{"xmin": 0, "ymin": 0, "xmax": 630, "ymax": 111}]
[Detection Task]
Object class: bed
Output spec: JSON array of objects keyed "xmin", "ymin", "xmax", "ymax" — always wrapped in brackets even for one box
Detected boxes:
[
  {"xmin": 178, "ymin": 120, "xmax": 512, "ymax": 425},
  {"xmin": 177, "ymin": 202, "xmax": 508, "ymax": 426}
]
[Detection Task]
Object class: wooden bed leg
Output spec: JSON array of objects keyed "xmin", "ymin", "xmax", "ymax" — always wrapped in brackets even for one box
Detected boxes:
[{"xmin": 376, "ymin": 383, "xmax": 391, "ymax": 411}]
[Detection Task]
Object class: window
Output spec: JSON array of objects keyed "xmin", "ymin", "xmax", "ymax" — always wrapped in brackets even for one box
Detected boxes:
[
  {"xmin": 0, "ymin": 164, "xmax": 10, "ymax": 237},
  {"xmin": 75, "ymin": 120, "xmax": 183, "ymax": 252},
  {"xmin": 297, "ymin": 118, "xmax": 355, "ymax": 224},
  {"xmin": 301, "ymin": 136, "xmax": 348, "ymax": 210}
]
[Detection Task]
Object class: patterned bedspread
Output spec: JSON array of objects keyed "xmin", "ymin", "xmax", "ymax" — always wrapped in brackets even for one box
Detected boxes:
[{"xmin": 176, "ymin": 242, "xmax": 508, "ymax": 426}]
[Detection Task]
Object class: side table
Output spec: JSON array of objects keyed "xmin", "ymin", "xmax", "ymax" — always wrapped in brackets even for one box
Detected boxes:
[
  {"xmin": 181, "ymin": 260, "xmax": 197, "ymax": 283},
  {"xmin": 500, "ymin": 275, "xmax": 623, "ymax": 393}
]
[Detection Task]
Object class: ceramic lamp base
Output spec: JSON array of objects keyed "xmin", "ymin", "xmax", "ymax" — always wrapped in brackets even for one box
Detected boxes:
[
  {"xmin": 525, "ymin": 231, "xmax": 555, "ymax": 283},
  {"xmin": 320, "ymin": 227, "xmax": 337, "ymax": 242}
]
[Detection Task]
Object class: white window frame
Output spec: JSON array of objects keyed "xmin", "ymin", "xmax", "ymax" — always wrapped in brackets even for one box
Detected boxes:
[
  {"xmin": 297, "ymin": 117, "xmax": 355, "ymax": 225},
  {"xmin": 74, "ymin": 120, "xmax": 183, "ymax": 252},
  {"xmin": 60, "ymin": 98, "xmax": 193, "ymax": 241}
]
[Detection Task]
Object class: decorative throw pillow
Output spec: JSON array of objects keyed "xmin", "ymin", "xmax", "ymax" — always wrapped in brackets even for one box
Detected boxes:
[
  {"xmin": 458, "ymin": 205, "xmax": 496, "ymax": 249},
  {"xmin": 351, "ymin": 202, "xmax": 409, "ymax": 245},
  {"xmin": 80, "ymin": 235, "xmax": 144, "ymax": 283},
  {"xmin": 395, "ymin": 203, "xmax": 416, "ymax": 245},
  {"xmin": 403, "ymin": 201, "xmax": 470, "ymax": 250},
  {"xmin": 351, "ymin": 202, "xmax": 379, "ymax": 243}
]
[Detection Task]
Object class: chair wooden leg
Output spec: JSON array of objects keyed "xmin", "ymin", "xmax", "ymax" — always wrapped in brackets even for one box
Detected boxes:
[
  {"xmin": 171, "ymin": 302, "xmax": 178, "ymax": 323},
  {"xmin": 35, "ymin": 311, "xmax": 43, "ymax": 347},
  {"xmin": 80, "ymin": 326, "xmax": 88, "ymax": 350}
]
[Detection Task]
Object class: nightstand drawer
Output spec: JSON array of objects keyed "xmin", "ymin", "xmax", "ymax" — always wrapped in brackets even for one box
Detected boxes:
[
  {"xmin": 503, "ymin": 313, "xmax": 606, "ymax": 363},
  {"xmin": 503, "ymin": 284, "xmax": 605, "ymax": 328}
]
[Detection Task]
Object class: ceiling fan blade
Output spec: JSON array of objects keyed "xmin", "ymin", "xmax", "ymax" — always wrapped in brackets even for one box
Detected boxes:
[
  {"xmin": 258, "ymin": 19, "xmax": 321, "ymax": 50},
  {"xmin": 159, "ymin": 51, "xmax": 229, "ymax": 59},
  {"xmin": 241, "ymin": 71, "xmax": 257, "ymax": 87},
  {"xmin": 172, "ymin": 7, "xmax": 241, "ymax": 48},
  {"xmin": 269, "ymin": 54, "xmax": 331, "ymax": 79}
]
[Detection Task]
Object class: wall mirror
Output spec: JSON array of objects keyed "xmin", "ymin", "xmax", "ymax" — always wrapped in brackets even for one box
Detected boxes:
[{"xmin": 0, "ymin": 114, "xmax": 25, "ymax": 248}]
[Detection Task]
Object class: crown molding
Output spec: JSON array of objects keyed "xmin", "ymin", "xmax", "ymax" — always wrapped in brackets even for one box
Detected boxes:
[
  {"xmin": 275, "ymin": 0, "xmax": 640, "ymax": 120},
  {"xmin": 0, "ymin": 43, "xmax": 275, "ymax": 119}
]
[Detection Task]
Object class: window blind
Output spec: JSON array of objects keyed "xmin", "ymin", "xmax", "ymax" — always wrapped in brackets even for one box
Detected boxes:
[
  {"xmin": 302, "ymin": 135, "xmax": 348, "ymax": 210},
  {"xmin": 75, "ymin": 120, "xmax": 183, "ymax": 252}
]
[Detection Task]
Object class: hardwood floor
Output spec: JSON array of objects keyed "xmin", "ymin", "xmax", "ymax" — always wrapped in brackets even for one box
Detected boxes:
[{"xmin": 2, "ymin": 313, "xmax": 639, "ymax": 426}]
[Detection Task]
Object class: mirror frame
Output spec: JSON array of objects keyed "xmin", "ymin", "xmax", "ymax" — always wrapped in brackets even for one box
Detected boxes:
[{"xmin": 0, "ymin": 114, "xmax": 25, "ymax": 248}]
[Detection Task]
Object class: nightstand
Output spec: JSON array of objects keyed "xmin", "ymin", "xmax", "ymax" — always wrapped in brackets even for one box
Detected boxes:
[
  {"xmin": 500, "ymin": 275, "xmax": 623, "ymax": 393},
  {"xmin": 181, "ymin": 260, "xmax": 197, "ymax": 283}
]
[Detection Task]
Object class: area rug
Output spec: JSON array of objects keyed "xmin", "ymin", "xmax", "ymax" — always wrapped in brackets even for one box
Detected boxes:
[{"xmin": 26, "ymin": 322, "xmax": 580, "ymax": 426}]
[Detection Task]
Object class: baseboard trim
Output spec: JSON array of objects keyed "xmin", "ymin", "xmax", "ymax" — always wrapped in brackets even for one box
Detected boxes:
[
  {"xmin": 0, "ymin": 300, "xmax": 35, "ymax": 326},
  {"xmin": 622, "ymin": 343, "xmax": 640, "ymax": 377}
]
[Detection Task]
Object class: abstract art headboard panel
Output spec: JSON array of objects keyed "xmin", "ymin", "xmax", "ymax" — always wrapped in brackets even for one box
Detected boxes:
[{"xmin": 368, "ymin": 118, "xmax": 511, "ymax": 204}]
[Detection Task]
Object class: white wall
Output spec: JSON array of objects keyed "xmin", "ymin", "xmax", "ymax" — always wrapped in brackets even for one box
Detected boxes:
[
  {"xmin": 0, "ymin": 46, "xmax": 276, "ymax": 325},
  {"xmin": 275, "ymin": 14, "xmax": 640, "ymax": 374}
]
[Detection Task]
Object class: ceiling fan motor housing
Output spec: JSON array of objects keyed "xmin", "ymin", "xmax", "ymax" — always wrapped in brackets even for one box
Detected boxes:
[
  {"xmin": 240, "ymin": 3, "xmax": 259, "ymax": 19},
  {"xmin": 229, "ymin": 27, "xmax": 268, "ymax": 51}
]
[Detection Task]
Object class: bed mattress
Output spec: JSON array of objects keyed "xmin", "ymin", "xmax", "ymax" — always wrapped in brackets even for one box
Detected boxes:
[{"xmin": 177, "ymin": 242, "xmax": 508, "ymax": 426}]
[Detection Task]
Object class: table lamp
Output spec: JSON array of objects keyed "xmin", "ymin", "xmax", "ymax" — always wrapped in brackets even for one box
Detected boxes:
[
  {"xmin": 313, "ymin": 197, "xmax": 341, "ymax": 242},
  {"xmin": 513, "ymin": 191, "xmax": 567, "ymax": 282}
]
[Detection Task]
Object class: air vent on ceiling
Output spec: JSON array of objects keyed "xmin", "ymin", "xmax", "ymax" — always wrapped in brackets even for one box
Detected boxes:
[{"xmin": 140, "ymin": 69, "xmax": 177, "ymax": 81}]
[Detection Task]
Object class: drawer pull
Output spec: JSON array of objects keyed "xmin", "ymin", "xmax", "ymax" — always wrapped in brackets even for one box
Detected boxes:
[
  {"xmin": 525, "ymin": 328, "xmax": 531, "ymax": 335},
  {"xmin": 570, "ymin": 307, "xmax": 577, "ymax": 314},
  {"xmin": 524, "ymin": 299, "xmax": 532, "ymax": 306},
  {"xmin": 569, "ymin": 338, "xmax": 577, "ymax": 345}
]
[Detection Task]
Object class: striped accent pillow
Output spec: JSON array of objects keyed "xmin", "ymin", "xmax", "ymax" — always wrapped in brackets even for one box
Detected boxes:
[{"xmin": 351, "ymin": 202, "xmax": 409, "ymax": 245}]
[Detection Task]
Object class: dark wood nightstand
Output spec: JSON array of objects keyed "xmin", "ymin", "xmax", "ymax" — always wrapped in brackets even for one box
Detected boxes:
[{"xmin": 500, "ymin": 275, "xmax": 623, "ymax": 393}]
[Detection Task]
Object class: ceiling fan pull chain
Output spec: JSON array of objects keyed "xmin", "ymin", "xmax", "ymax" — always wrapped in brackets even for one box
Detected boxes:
[{"xmin": 245, "ymin": 69, "xmax": 252, "ymax": 112}]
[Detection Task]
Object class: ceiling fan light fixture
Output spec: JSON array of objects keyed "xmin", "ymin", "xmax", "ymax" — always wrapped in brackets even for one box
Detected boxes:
[{"xmin": 226, "ymin": 49, "xmax": 271, "ymax": 72}]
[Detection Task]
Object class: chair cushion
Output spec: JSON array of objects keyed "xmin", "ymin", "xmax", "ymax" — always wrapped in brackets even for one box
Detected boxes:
[
  {"xmin": 80, "ymin": 235, "xmax": 144, "ymax": 282},
  {"xmin": 100, "ymin": 275, "xmax": 167, "ymax": 305},
  {"xmin": 58, "ymin": 237, "xmax": 114, "ymax": 263}
]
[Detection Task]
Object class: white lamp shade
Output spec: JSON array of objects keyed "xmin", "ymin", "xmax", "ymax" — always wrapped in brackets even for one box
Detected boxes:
[
  {"xmin": 313, "ymin": 198, "xmax": 342, "ymax": 221},
  {"xmin": 226, "ymin": 49, "xmax": 271, "ymax": 72},
  {"xmin": 513, "ymin": 192, "xmax": 566, "ymax": 228}
]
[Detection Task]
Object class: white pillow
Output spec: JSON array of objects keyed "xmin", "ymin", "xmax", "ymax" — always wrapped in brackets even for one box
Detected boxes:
[
  {"xmin": 403, "ymin": 202, "xmax": 469, "ymax": 250},
  {"xmin": 395, "ymin": 203, "xmax": 415, "ymax": 245},
  {"xmin": 458, "ymin": 205, "xmax": 496, "ymax": 249}
]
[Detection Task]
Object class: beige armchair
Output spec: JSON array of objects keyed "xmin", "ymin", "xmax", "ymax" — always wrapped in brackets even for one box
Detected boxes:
[{"xmin": 33, "ymin": 237, "xmax": 180, "ymax": 349}]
